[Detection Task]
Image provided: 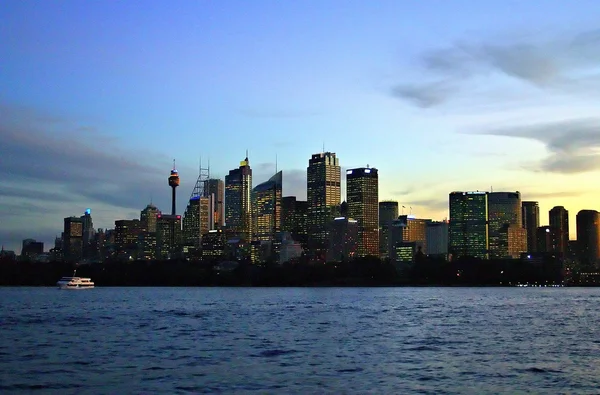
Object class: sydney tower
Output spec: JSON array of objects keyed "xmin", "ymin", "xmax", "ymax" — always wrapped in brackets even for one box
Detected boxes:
[{"xmin": 169, "ymin": 160, "xmax": 180, "ymax": 215}]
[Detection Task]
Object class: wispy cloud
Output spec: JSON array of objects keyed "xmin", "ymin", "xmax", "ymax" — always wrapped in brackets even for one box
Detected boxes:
[
  {"xmin": 391, "ymin": 28, "xmax": 600, "ymax": 107},
  {"xmin": 475, "ymin": 117, "xmax": 600, "ymax": 174},
  {"xmin": 0, "ymin": 103, "xmax": 179, "ymax": 244}
]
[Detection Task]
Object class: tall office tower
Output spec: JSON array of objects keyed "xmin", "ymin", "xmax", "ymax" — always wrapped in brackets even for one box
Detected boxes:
[
  {"xmin": 156, "ymin": 213, "xmax": 182, "ymax": 259},
  {"xmin": 281, "ymin": 196, "xmax": 308, "ymax": 250},
  {"xmin": 537, "ymin": 226, "xmax": 559, "ymax": 253},
  {"xmin": 449, "ymin": 191, "xmax": 489, "ymax": 259},
  {"xmin": 63, "ymin": 216, "xmax": 84, "ymax": 262},
  {"xmin": 522, "ymin": 201, "xmax": 540, "ymax": 252},
  {"xmin": 225, "ymin": 155, "xmax": 253, "ymax": 241},
  {"xmin": 395, "ymin": 215, "xmax": 431, "ymax": 253},
  {"xmin": 345, "ymin": 167, "xmax": 379, "ymax": 257},
  {"xmin": 326, "ymin": 217, "xmax": 359, "ymax": 262},
  {"xmin": 201, "ymin": 229, "xmax": 227, "ymax": 261},
  {"xmin": 140, "ymin": 204, "xmax": 160, "ymax": 233},
  {"xmin": 426, "ymin": 220, "xmax": 449, "ymax": 257},
  {"xmin": 114, "ymin": 219, "xmax": 142, "ymax": 259},
  {"xmin": 80, "ymin": 209, "xmax": 94, "ymax": 259},
  {"xmin": 576, "ymin": 210, "xmax": 600, "ymax": 266},
  {"xmin": 549, "ymin": 206, "xmax": 569, "ymax": 255},
  {"xmin": 183, "ymin": 163, "xmax": 212, "ymax": 248},
  {"xmin": 307, "ymin": 152, "xmax": 341, "ymax": 255},
  {"xmin": 488, "ymin": 192, "xmax": 522, "ymax": 259},
  {"xmin": 205, "ymin": 179, "xmax": 225, "ymax": 228},
  {"xmin": 253, "ymin": 171, "xmax": 283, "ymax": 242},
  {"xmin": 379, "ymin": 201, "xmax": 399, "ymax": 259}
]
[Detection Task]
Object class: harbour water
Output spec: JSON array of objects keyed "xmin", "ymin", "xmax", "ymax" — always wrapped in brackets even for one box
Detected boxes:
[{"xmin": 1, "ymin": 287, "xmax": 599, "ymax": 393}]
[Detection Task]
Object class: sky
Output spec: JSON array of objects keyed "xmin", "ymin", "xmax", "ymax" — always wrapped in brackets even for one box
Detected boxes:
[{"xmin": 2, "ymin": 0, "xmax": 600, "ymax": 252}]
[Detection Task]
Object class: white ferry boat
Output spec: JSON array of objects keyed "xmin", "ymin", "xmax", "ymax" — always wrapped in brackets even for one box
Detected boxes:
[{"xmin": 56, "ymin": 270, "xmax": 95, "ymax": 290}]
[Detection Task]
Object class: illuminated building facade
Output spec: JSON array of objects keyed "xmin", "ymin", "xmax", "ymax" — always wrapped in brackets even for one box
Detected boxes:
[
  {"xmin": 379, "ymin": 201, "xmax": 399, "ymax": 259},
  {"xmin": 114, "ymin": 219, "xmax": 142, "ymax": 259},
  {"xmin": 522, "ymin": 201, "xmax": 540, "ymax": 252},
  {"xmin": 225, "ymin": 155, "xmax": 253, "ymax": 241},
  {"xmin": 205, "ymin": 178, "xmax": 225, "ymax": 228},
  {"xmin": 488, "ymin": 192, "xmax": 522, "ymax": 259},
  {"xmin": 449, "ymin": 191, "xmax": 489, "ymax": 259},
  {"xmin": 500, "ymin": 223, "xmax": 527, "ymax": 259},
  {"xmin": 307, "ymin": 152, "xmax": 341, "ymax": 255},
  {"xmin": 252, "ymin": 171, "xmax": 282, "ymax": 242},
  {"xmin": 63, "ymin": 216, "xmax": 84, "ymax": 262},
  {"xmin": 326, "ymin": 217, "xmax": 358, "ymax": 262},
  {"xmin": 156, "ymin": 214, "xmax": 182, "ymax": 259},
  {"xmin": 397, "ymin": 215, "xmax": 431, "ymax": 253},
  {"xmin": 549, "ymin": 206, "xmax": 569, "ymax": 256},
  {"xmin": 346, "ymin": 167, "xmax": 379, "ymax": 257},
  {"xmin": 201, "ymin": 229, "xmax": 226, "ymax": 261},
  {"xmin": 576, "ymin": 210, "xmax": 600, "ymax": 265},
  {"xmin": 140, "ymin": 204, "xmax": 160, "ymax": 233}
]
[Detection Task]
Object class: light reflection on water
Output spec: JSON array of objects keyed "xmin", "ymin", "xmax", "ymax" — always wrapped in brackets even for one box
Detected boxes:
[{"xmin": 1, "ymin": 287, "xmax": 599, "ymax": 393}]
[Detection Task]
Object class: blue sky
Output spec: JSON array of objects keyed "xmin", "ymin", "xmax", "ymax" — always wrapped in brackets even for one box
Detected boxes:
[{"xmin": 2, "ymin": 0, "xmax": 600, "ymax": 252}]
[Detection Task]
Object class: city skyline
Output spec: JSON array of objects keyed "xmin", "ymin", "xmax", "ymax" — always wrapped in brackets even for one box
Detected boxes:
[{"xmin": 3, "ymin": 1, "xmax": 600, "ymax": 251}]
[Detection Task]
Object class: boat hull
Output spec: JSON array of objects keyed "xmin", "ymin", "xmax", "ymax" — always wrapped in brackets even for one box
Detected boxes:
[{"xmin": 58, "ymin": 285, "xmax": 95, "ymax": 290}]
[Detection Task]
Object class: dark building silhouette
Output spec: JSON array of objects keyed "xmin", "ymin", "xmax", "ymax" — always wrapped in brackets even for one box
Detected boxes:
[
  {"xmin": 205, "ymin": 178, "xmax": 225, "ymax": 228},
  {"xmin": 379, "ymin": 201, "xmax": 399, "ymax": 259},
  {"xmin": 537, "ymin": 226, "xmax": 559, "ymax": 254},
  {"xmin": 522, "ymin": 201, "xmax": 540, "ymax": 252},
  {"xmin": 549, "ymin": 206, "xmax": 569, "ymax": 256},
  {"xmin": 21, "ymin": 239, "xmax": 43, "ymax": 259},
  {"xmin": 281, "ymin": 196, "xmax": 308, "ymax": 250},
  {"xmin": 576, "ymin": 210, "xmax": 600, "ymax": 266}
]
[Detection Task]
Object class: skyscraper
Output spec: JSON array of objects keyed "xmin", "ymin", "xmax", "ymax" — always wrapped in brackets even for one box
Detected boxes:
[
  {"xmin": 522, "ymin": 201, "xmax": 540, "ymax": 252},
  {"xmin": 281, "ymin": 196, "xmax": 308, "ymax": 250},
  {"xmin": 576, "ymin": 210, "xmax": 600, "ymax": 266},
  {"xmin": 346, "ymin": 167, "xmax": 379, "ymax": 257},
  {"xmin": 205, "ymin": 179, "xmax": 225, "ymax": 228},
  {"xmin": 396, "ymin": 215, "xmax": 431, "ymax": 253},
  {"xmin": 252, "ymin": 171, "xmax": 283, "ymax": 242},
  {"xmin": 225, "ymin": 155, "xmax": 253, "ymax": 241},
  {"xmin": 449, "ymin": 191, "xmax": 488, "ymax": 259},
  {"xmin": 140, "ymin": 204, "xmax": 160, "ymax": 233},
  {"xmin": 549, "ymin": 206, "xmax": 569, "ymax": 255},
  {"xmin": 63, "ymin": 216, "xmax": 84, "ymax": 262},
  {"xmin": 307, "ymin": 152, "xmax": 341, "ymax": 255},
  {"xmin": 488, "ymin": 192, "xmax": 522, "ymax": 259},
  {"xmin": 379, "ymin": 201, "xmax": 399, "ymax": 259}
]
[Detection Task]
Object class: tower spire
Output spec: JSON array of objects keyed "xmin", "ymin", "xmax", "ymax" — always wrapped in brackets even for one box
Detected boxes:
[{"xmin": 172, "ymin": 159, "xmax": 176, "ymax": 170}]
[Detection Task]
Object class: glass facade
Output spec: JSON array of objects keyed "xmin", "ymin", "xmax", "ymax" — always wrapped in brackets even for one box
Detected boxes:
[
  {"xmin": 346, "ymin": 167, "xmax": 379, "ymax": 257},
  {"xmin": 449, "ymin": 191, "xmax": 489, "ymax": 259},
  {"xmin": 225, "ymin": 157, "xmax": 253, "ymax": 241},
  {"xmin": 488, "ymin": 192, "xmax": 522, "ymax": 259},
  {"xmin": 252, "ymin": 171, "xmax": 282, "ymax": 242}
]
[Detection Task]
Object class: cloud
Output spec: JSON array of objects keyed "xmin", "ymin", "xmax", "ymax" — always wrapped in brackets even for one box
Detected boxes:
[
  {"xmin": 477, "ymin": 117, "xmax": 600, "ymax": 174},
  {"xmin": 524, "ymin": 191, "xmax": 585, "ymax": 199},
  {"xmin": 391, "ymin": 28, "xmax": 600, "ymax": 107},
  {"xmin": 0, "ymin": 104, "xmax": 179, "ymax": 246}
]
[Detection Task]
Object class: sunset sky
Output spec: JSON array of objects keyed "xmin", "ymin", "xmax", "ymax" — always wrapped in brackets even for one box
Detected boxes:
[{"xmin": 2, "ymin": 0, "xmax": 600, "ymax": 252}]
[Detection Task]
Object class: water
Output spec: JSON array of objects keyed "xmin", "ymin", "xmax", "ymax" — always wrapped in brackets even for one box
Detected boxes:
[{"xmin": 1, "ymin": 287, "xmax": 599, "ymax": 394}]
